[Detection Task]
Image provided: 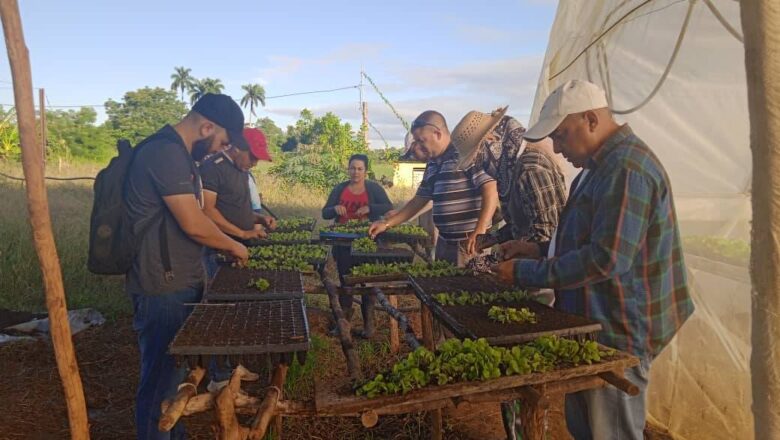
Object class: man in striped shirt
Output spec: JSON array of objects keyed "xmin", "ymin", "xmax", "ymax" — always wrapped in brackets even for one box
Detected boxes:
[
  {"xmin": 369, "ymin": 110, "xmax": 498, "ymax": 265},
  {"xmin": 496, "ymin": 80, "xmax": 694, "ymax": 439}
]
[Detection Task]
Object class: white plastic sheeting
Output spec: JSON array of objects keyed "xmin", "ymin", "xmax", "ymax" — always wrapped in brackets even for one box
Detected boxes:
[{"xmin": 530, "ymin": 1, "xmax": 751, "ymax": 438}]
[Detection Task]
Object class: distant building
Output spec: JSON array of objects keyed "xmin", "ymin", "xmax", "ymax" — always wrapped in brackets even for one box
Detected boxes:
[{"xmin": 392, "ymin": 160, "xmax": 426, "ymax": 188}]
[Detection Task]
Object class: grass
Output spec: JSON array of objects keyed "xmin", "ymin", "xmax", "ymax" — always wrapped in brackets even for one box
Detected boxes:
[
  {"xmin": 0, "ymin": 161, "xmax": 129, "ymax": 318},
  {"xmin": 0, "ymin": 159, "xmax": 410, "ymax": 318}
]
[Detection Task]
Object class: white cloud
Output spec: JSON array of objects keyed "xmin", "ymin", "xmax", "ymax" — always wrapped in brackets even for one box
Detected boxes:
[
  {"xmin": 254, "ymin": 43, "xmax": 386, "ymax": 85},
  {"xmin": 263, "ymin": 55, "xmax": 545, "ymax": 148}
]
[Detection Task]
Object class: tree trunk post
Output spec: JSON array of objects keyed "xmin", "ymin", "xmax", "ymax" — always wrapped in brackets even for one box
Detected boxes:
[
  {"xmin": 740, "ymin": 0, "xmax": 780, "ymax": 437},
  {"xmin": 0, "ymin": 2, "xmax": 89, "ymax": 439}
]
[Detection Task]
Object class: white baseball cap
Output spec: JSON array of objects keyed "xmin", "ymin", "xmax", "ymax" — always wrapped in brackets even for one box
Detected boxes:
[{"xmin": 524, "ymin": 80, "xmax": 609, "ymax": 141}]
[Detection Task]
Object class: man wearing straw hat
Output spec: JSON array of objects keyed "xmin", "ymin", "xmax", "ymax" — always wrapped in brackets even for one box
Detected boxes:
[
  {"xmin": 496, "ymin": 80, "xmax": 694, "ymax": 439},
  {"xmin": 368, "ymin": 110, "xmax": 498, "ymax": 265},
  {"xmin": 451, "ymin": 107, "xmax": 567, "ymax": 439},
  {"xmin": 450, "ymin": 107, "xmax": 567, "ymax": 263}
]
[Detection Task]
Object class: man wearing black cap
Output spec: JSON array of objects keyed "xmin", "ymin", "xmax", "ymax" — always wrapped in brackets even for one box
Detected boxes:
[
  {"xmin": 124, "ymin": 93, "xmax": 250, "ymax": 439},
  {"xmin": 200, "ymin": 127, "xmax": 275, "ymax": 281}
]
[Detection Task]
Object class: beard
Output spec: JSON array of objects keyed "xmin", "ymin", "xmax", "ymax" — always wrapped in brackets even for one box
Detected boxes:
[{"xmin": 192, "ymin": 135, "xmax": 215, "ymax": 162}]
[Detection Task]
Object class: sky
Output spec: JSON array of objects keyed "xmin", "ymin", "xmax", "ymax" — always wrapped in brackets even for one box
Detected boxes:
[{"xmin": 0, "ymin": 0, "xmax": 558, "ymax": 148}]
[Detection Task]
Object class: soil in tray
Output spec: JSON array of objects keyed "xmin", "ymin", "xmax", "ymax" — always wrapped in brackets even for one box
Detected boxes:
[
  {"xmin": 208, "ymin": 266, "xmax": 303, "ymax": 295},
  {"xmin": 412, "ymin": 275, "xmax": 513, "ymax": 295},
  {"xmin": 441, "ymin": 301, "xmax": 599, "ymax": 340}
]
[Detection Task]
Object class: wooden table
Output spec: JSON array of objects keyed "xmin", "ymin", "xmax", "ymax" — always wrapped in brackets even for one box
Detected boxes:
[{"xmin": 314, "ymin": 324, "xmax": 639, "ymax": 440}]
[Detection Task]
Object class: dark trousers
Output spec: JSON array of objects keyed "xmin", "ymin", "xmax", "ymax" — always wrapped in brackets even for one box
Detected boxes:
[
  {"xmin": 332, "ymin": 245, "xmax": 375, "ymax": 328},
  {"xmin": 129, "ymin": 284, "xmax": 202, "ymax": 440}
]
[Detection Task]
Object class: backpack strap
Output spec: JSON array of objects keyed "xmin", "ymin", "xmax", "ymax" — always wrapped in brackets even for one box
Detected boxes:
[
  {"xmin": 125, "ymin": 129, "xmax": 184, "ymax": 283},
  {"xmin": 160, "ymin": 214, "xmax": 174, "ymax": 282}
]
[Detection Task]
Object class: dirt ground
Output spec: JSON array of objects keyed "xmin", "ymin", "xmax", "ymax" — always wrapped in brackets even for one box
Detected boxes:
[{"xmin": 0, "ymin": 304, "xmax": 676, "ymax": 440}]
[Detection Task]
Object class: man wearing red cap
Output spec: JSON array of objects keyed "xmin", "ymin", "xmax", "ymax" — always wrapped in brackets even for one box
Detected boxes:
[
  {"xmin": 200, "ymin": 127, "xmax": 276, "ymax": 279},
  {"xmin": 242, "ymin": 127, "xmax": 274, "ymax": 217}
]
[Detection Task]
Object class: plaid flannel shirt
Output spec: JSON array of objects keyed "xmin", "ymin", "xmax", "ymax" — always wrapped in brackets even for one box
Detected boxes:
[
  {"xmin": 514, "ymin": 125, "xmax": 694, "ymax": 357},
  {"xmin": 505, "ymin": 148, "xmax": 567, "ymax": 243}
]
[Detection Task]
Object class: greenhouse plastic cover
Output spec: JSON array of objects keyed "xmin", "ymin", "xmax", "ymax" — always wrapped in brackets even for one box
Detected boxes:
[{"xmin": 530, "ymin": 1, "xmax": 750, "ymax": 438}]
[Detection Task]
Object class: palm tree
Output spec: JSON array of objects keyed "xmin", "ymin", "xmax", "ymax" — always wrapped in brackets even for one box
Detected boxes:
[
  {"xmin": 189, "ymin": 77, "xmax": 224, "ymax": 105},
  {"xmin": 170, "ymin": 66, "xmax": 193, "ymax": 103},
  {"xmin": 240, "ymin": 84, "xmax": 266, "ymax": 126}
]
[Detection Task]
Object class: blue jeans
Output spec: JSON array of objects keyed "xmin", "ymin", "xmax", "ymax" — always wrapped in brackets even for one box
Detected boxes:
[
  {"xmin": 565, "ymin": 356, "xmax": 652, "ymax": 440},
  {"xmin": 130, "ymin": 284, "xmax": 203, "ymax": 440},
  {"xmin": 202, "ymin": 248, "xmax": 219, "ymax": 282}
]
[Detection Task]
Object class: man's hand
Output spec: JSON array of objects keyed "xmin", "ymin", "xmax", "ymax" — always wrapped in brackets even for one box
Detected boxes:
[
  {"xmin": 242, "ymin": 224, "xmax": 267, "ymax": 240},
  {"xmin": 356, "ymin": 206, "xmax": 370, "ymax": 217},
  {"xmin": 334, "ymin": 205, "xmax": 347, "ymax": 216},
  {"xmin": 368, "ymin": 220, "xmax": 389, "ymax": 239},
  {"xmin": 499, "ymin": 239, "xmax": 541, "ymax": 260},
  {"xmin": 494, "ymin": 259, "xmax": 516, "ymax": 285},
  {"xmin": 228, "ymin": 241, "xmax": 249, "ymax": 266},
  {"xmin": 384, "ymin": 209, "xmax": 398, "ymax": 219},
  {"xmin": 258, "ymin": 215, "xmax": 277, "ymax": 231},
  {"xmin": 465, "ymin": 229, "xmax": 483, "ymax": 256}
]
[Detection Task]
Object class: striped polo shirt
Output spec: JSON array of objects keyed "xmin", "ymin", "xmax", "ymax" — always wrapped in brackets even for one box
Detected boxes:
[{"xmin": 416, "ymin": 145, "xmax": 495, "ymax": 241}]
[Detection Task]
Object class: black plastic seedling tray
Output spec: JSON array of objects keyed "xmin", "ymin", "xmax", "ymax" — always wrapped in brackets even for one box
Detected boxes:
[
  {"xmin": 204, "ymin": 267, "xmax": 304, "ymax": 302},
  {"xmin": 409, "ymin": 275, "xmax": 602, "ymax": 346}
]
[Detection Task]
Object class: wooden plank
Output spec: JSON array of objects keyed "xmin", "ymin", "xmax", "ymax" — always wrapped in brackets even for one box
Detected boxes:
[
  {"xmin": 305, "ymin": 285, "xmax": 415, "ymax": 296},
  {"xmin": 344, "ymin": 273, "xmax": 408, "ymax": 286}
]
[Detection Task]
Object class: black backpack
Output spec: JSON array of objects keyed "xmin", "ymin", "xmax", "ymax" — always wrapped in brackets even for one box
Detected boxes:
[{"xmin": 87, "ymin": 135, "xmax": 172, "ymax": 276}]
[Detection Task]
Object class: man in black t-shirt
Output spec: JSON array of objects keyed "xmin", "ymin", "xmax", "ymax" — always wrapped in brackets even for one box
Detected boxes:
[
  {"xmin": 124, "ymin": 93, "xmax": 249, "ymax": 439},
  {"xmin": 200, "ymin": 127, "xmax": 276, "ymax": 279}
]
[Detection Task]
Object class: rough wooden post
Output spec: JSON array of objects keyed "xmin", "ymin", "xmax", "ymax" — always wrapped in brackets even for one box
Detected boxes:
[
  {"xmin": 740, "ymin": 0, "xmax": 780, "ymax": 437},
  {"xmin": 323, "ymin": 280, "xmax": 363, "ymax": 382},
  {"xmin": 420, "ymin": 304, "xmax": 443, "ymax": 440},
  {"xmin": 388, "ymin": 295, "xmax": 400, "ymax": 354},
  {"xmin": 249, "ymin": 364, "xmax": 289, "ymax": 440},
  {"xmin": 518, "ymin": 386, "xmax": 546, "ymax": 440},
  {"xmin": 0, "ymin": 2, "xmax": 89, "ymax": 439},
  {"xmin": 373, "ymin": 288, "xmax": 421, "ymax": 350},
  {"xmin": 158, "ymin": 367, "xmax": 205, "ymax": 431}
]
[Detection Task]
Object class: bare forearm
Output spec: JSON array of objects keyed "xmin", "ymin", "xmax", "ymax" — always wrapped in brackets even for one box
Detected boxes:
[
  {"xmin": 204, "ymin": 207, "xmax": 246, "ymax": 239},
  {"xmin": 385, "ymin": 196, "xmax": 429, "ymax": 227},
  {"xmin": 186, "ymin": 214, "xmax": 242, "ymax": 251},
  {"xmin": 475, "ymin": 182, "xmax": 498, "ymax": 233}
]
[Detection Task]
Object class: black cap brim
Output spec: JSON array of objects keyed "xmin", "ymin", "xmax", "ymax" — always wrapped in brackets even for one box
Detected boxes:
[{"xmin": 229, "ymin": 129, "xmax": 249, "ymax": 151}]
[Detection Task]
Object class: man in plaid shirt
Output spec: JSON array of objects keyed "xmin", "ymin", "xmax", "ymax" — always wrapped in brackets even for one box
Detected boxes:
[{"xmin": 496, "ymin": 80, "xmax": 694, "ymax": 439}]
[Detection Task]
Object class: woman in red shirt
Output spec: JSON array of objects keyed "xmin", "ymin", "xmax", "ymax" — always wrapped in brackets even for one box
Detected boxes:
[{"xmin": 322, "ymin": 154, "xmax": 393, "ymax": 337}]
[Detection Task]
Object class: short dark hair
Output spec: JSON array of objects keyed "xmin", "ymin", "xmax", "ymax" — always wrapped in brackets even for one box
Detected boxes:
[
  {"xmin": 349, "ymin": 154, "xmax": 369, "ymax": 169},
  {"xmin": 412, "ymin": 110, "xmax": 449, "ymax": 133}
]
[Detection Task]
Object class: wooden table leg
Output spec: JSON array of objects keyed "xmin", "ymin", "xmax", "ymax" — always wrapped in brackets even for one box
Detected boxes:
[
  {"xmin": 273, "ymin": 414, "xmax": 283, "ymax": 440},
  {"xmin": 388, "ymin": 295, "xmax": 400, "ymax": 354},
  {"xmin": 519, "ymin": 389, "xmax": 546, "ymax": 440},
  {"xmin": 420, "ymin": 304, "xmax": 443, "ymax": 440}
]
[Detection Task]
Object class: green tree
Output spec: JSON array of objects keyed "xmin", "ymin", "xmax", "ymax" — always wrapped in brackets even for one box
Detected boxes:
[
  {"xmin": 240, "ymin": 83, "xmax": 266, "ymax": 125},
  {"xmin": 0, "ymin": 106, "xmax": 19, "ymax": 160},
  {"xmin": 255, "ymin": 117, "xmax": 284, "ymax": 155},
  {"xmin": 46, "ymin": 107, "xmax": 115, "ymax": 162},
  {"xmin": 189, "ymin": 77, "xmax": 224, "ymax": 105},
  {"xmin": 270, "ymin": 110, "xmax": 369, "ymax": 191},
  {"xmin": 170, "ymin": 66, "xmax": 194, "ymax": 103},
  {"xmin": 105, "ymin": 87, "xmax": 187, "ymax": 145}
]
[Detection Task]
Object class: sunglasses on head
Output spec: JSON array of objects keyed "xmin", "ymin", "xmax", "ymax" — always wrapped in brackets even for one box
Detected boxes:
[{"xmin": 410, "ymin": 120, "xmax": 441, "ymax": 132}]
